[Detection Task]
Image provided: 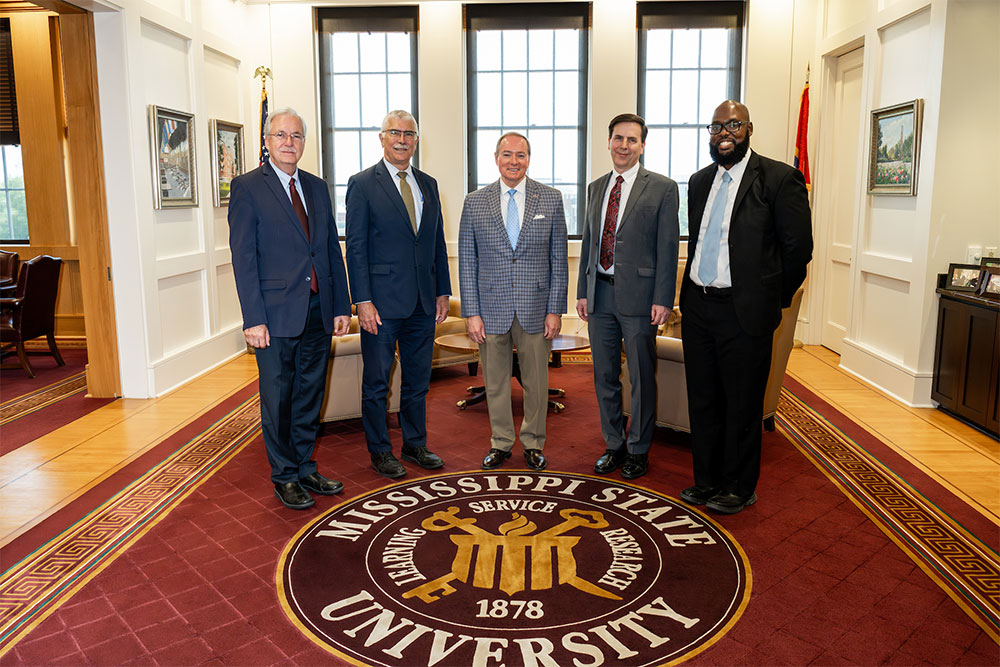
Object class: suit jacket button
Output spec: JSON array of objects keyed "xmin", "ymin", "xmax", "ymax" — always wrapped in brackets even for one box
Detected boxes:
[
  {"xmin": 512, "ymin": 258, "xmax": 517, "ymax": 263},
  {"xmin": 311, "ymin": 252, "xmax": 316, "ymax": 257},
  {"xmin": 306, "ymin": 276, "xmax": 311, "ymax": 282}
]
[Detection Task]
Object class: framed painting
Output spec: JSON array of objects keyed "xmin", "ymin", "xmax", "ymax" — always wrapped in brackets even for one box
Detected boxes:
[
  {"xmin": 981, "ymin": 256, "xmax": 1000, "ymax": 269},
  {"xmin": 210, "ymin": 119, "xmax": 245, "ymax": 206},
  {"xmin": 945, "ymin": 263, "xmax": 982, "ymax": 293},
  {"xmin": 148, "ymin": 105, "xmax": 198, "ymax": 208},
  {"xmin": 868, "ymin": 99, "xmax": 923, "ymax": 195},
  {"xmin": 977, "ymin": 266, "xmax": 1000, "ymax": 299}
]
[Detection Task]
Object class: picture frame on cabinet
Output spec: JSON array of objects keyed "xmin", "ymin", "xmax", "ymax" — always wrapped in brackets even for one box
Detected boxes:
[
  {"xmin": 148, "ymin": 105, "xmax": 198, "ymax": 209},
  {"xmin": 945, "ymin": 263, "xmax": 982, "ymax": 292},
  {"xmin": 868, "ymin": 99, "xmax": 922, "ymax": 195},
  {"xmin": 981, "ymin": 256, "xmax": 1000, "ymax": 269},
  {"xmin": 977, "ymin": 267, "xmax": 1000, "ymax": 299},
  {"xmin": 210, "ymin": 119, "xmax": 245, "ymax": 207}
]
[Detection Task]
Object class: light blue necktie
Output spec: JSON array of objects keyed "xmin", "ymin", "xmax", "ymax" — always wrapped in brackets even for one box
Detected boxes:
[
  {"xmin": 697, "ymin": 171, "xmax": 732, "ymax": 285},
  {"xmin": 505, "ymin": 188, "xmax": 519, "ymax": 249}
]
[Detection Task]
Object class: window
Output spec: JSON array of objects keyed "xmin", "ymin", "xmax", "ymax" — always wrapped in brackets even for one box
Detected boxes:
[
  {"xmin": 638, "ymin": 1, "xmax": 744, "ymax": 237},
  {"xmin": 317, "ymin": 7, "xmax": 419, "ymax": 235},
  {"xmin": 0, "ymin": 145, "xmax": 26, "ymax": 242},
  {"xmin": 467, "ymin": 3, "xmax": 588, "ymax": 236}
]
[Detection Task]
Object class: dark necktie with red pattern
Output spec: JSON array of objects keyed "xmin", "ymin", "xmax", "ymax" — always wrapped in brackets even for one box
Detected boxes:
[
  {"xmin": 599, "ymin": 175, "xmax": 624, "ymax": 271},
  {"xmin": 289, "ymin": 177, "xmax": 318, "ymax": 294}
]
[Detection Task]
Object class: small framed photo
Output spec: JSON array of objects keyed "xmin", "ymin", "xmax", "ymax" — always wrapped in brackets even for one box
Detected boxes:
[
  {"xmin": 945, "ymin": 263, "xmax": 982, "ymax": 292},
  {"xmin": 210, "ymin": 119, "xmax": 245, "ymax": 207},
  {"xmin": 981, "ymin": 256, "xmax": 1000, "ymax": 269},
  {"xmin": 868, "ymin": 99, "xmax": 923, "ymax": 195},
  {"xmin": 148, "ymin": 105, "xmax": 198, "ymax": 208},
  {"xmin": 977, "ymin": 266, "xmax": 1000, "ymax": 299}
]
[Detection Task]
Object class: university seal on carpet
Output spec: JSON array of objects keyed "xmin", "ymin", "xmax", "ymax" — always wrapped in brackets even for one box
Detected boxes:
[{"xmin": 278, "ymin": 472, "xmax": 751, "ymax": 666}]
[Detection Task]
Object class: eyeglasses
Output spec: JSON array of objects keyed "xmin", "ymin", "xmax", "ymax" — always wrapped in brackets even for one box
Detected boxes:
[
  {"xmin": 269, "ymin": 131, "xmax": 305, "ymax": 143},
  {"xmin": 706, "ymin": 120, "xmax": 745, "ymax": 135},
  {"xmin": 384, "ymin": 129, "xmax": 417, "ymax": 139}
]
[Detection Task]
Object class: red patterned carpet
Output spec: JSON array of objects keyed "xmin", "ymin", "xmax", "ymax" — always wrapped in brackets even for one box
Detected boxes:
[{"xmin": 0, "ymin": 363, "xmax": 997, "ymax": 665}]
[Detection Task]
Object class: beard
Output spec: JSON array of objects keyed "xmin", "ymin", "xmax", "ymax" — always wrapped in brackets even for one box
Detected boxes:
[{"xmin": 709, "ymin": 135, "xmax": 750, "ymax": 166}]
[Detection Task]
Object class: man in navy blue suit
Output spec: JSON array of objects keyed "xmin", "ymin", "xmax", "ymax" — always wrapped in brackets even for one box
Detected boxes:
[
  {"xmin": 229, "ymin": 108, "xmax": 351, "ymax": 510},
  {"xmin": 345, "ymin": 110, "xmax": 451, "ymax": 478}
]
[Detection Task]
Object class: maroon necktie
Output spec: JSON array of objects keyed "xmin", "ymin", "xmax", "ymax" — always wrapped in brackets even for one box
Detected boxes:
[
  {"xmin": 289, "ymin": 177, "xmax": 318, "ymax": 293},
  {"xmin": 599, "ymin": 175, "xmax": 624, "ymax": 270}
]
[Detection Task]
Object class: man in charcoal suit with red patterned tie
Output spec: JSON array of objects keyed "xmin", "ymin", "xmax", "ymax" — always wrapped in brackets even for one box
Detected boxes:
[
  {"xmin": 229, "ymin": 108, "xmax": 351, "ymax": 510},
  {"xmin": 576, "ymin": 114, "xmax": 679, "ymax": 480}
]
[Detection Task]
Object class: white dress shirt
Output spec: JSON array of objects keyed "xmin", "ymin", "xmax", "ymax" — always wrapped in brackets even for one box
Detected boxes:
[
  {"xmin": 597, "ymin": 161, "xmax": 641, "ymax": 276},
  {"xmin": 500, "ymin": 178, "xmax": 527, "ymax": 230},
  {"xmin": 269, "ymin": 159, "xmax": 308, "ymax": 216},
  {"xmin": 384, "ymin": 158, "xmax": 424, "ymax": 229},
  {"xmin": 690, "ymin": 149, "xmax": 753, "ymax": 288}
]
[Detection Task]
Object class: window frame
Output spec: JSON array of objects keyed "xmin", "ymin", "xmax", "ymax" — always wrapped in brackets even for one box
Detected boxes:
[
  {"xmin": 465, "ymin": 2, "xmax": 589, "ymax": 238},
  {"xmin": 316, "ymin": 6, "xmax": 420, "ymax": 238},
  {"xmin": 636, "ymin": 1, "xmax": 745, "ymax": 239}
]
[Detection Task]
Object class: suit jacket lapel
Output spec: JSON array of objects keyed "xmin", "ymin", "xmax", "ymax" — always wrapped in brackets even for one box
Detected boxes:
[
  {"xmin": 375, "ymin": 161, "xmax": 414, "ymax": 236},
  {"xmin": 617, "ymin": 168, "xmax": 649, "ymax": 232},
  {"xmin": 732, "ymin": 152, "xmax": 760, "ymax": 218},
  {"xmin": 262, "ymin": 162, "xmax": 308, "ymax": 243}
]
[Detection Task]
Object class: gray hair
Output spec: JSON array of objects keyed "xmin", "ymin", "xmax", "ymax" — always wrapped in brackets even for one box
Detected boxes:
[
  {"xmin": 264, "ymin": 107, "xmax": 307, "ymax": 138},
  {"xmin": 380, "ymin": 110, "xmax": 419, "ymax": 135},
  {"xmin": 495, "ymin": 132, "xmax": 531, "ymax": 156}
]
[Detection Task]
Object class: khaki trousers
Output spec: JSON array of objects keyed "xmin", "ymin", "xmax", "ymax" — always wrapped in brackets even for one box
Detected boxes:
[{"xmin": 479, "ymin": 316, "xmax": 552, "ymax": 451}]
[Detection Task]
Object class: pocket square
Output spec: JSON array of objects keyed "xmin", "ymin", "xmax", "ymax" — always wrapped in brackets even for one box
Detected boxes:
[{"xmin": 533, "ymin": 214, "xmax": 546, "ymax": 220}]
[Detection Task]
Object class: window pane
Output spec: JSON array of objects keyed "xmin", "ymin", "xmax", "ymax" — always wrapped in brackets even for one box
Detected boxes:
[
  {"xmin": 553, "ymin": 72, "xmax": 578, "ymax": 124},
  {"xmin": 644, "ymin": 128, "xmax": 670, "ymax": 175},
  {"xmin": 331, "ymin": 33, "xmax": 358, "ymax": 73},
  {"xmin": 678, "ymin": 183, "xmax": 690, "ymax": 237},
  {"xmin": 700, "ymin": 29, "xmax": 729, "ymax": 68},
  {"xmin": 358, "ymin": 33, "xmax": 386, "ymax": 72},
  {"xmin": 672, "ymin": 30, "xmax": 699, "ymax": 68},
  {"xmin": 478, "ymin": 72, "xmax": 502, "ymax": 127},
  {"xmin": 645, "ymin": 30, "xmax": 671, "ymax": 69},
  {"xmin": 477, "ymin": 131, "xmax": 497, "ymax": 188},
  {"xmin": 553, "ymin": 30, "xmax": 578, "ymax": 70},
  {"xmin": 0, "ymin": 194, "xmax": 8, "ymax": 239},
  {"xmin": 502, "ymin": 72, "xmax": 527, "ymax": 126},
  {"xmin": 528, "ymin": 71, "xmax": 554, "ymax": 126},
  {"xmin": 553, "ymin": 129, "xmax": 577, "ymax": 184},
  {"xmin": 670, "ymin": 127, "xmax": 698, "ymax": 181},
  {"xmin": 386, "ymin": 32, "xmax": 411, "ymax": 68},
  {"xmin": 387, "ymin": 73, "xmax": 412, "ymax": 113},
  {"xmin": 333, "ymin": 74, "xmax": 360, "ymax": 127},
  {"xmin": 334, "ymin": 184, "xmax": 349, "ymax": 234},
  {"xmin": 670, "ymin": 70, "xmax": 699, "ymax": 124},
  {"xmin": 644, "ymin": 71, "xmax": 670, "ymax": 124},
  {"xmin": 360, "ymin": 130, "xmax": 383, "ymax": 167},
  {"xmin": 528, "ymin": 30, "xmax": 553, "ymax": 70},
  {"xmin": 555, "ymin": 185, "xmax": 577, "ymax": 234},
  {"xmin": 334, "ymin": 132, "xmax": 361, "ymax": 184},
  {"xmin": 8, "ymin": 190, "xmax": 27, "ymax": 241},
  {"xmin": 527, "ymin": 129, "xmax": 553, "ymax": 182},
  {"xmin": 360, "ymin": 74, "xmax": 388, "ymax": 127},
  {"xmin": 477, "ymin": 30, "xmax": 502, "ymax": 71},
  {"xmin": 699, "ymin": 70, "xmax": 727, "ymax": 122},
  {"xmin": 502, "ymin": 30, "xmax": 527, "ymax": 70},
  {"xmin": 4, "ymin": 145, "xmax": 23, "ymax": 182}
]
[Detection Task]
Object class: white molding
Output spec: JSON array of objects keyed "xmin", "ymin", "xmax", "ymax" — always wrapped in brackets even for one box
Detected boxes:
[
  {"xmin": 150, "ymin": 326, "xmax": 246, "ymax": 396},
  {"xmin": 840, "ymin": 337, "xmax": 934, "ymax": 407}
]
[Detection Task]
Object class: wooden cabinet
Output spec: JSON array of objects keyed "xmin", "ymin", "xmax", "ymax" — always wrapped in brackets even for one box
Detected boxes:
[{"xmin": 932, "ymin": 289, "xmax": 1000, "ymax": 437}]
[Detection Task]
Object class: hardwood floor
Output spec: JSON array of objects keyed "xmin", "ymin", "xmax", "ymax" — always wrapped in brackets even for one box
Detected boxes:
[{"xmin": 1, "ymin": 346, "xmax": 996, "ymax": 548}]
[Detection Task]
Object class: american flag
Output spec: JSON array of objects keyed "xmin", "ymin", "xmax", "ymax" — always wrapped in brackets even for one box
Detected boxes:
[{"xmin": 258, "ymin": 87, "xmax": 269, "ymax": 166}]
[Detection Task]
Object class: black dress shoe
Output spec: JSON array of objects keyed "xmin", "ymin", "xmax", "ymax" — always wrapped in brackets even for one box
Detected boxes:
[
  {"xmin": 371, "ymin": 452, "xmax": 406, "ymax": 479},
  {"xmin": 706, "ymin": 491, "xmax": 758, "ymax": 515},
  {"xmin": 524, "ymin": 449, "xmax": 546, "ymax": 471},
  {"xmin": 401, "ymin": 446, "xmax": 444, "ymax": 470},
  {"xmin": 594, "ymin": 449, "xmax": 625, "ymax": 474},
  {"xmin": 621, "ymin": 453, "xmax": 649, "ymax": 480},
  {"xmin": 274, "ymin": 482, "xmax": 314, "ymax": 510},
  {"xmin": 680, "ymin": 485, "xmax": 720, "ymax": 506},
  {"xmin": 299, "ymin": 472, "xmax": 343, "ymax": 495},
  {"xmin": 482, "ymin": 448, "xmax": 511, "ymax": 470}
]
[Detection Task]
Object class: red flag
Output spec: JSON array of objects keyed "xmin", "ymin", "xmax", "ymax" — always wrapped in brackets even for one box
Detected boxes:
[{"xmin": 794, "ymin": 79, "xmax": 810, "ymax": 190}]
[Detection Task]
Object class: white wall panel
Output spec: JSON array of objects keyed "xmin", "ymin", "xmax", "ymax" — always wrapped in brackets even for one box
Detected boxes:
[
  {"xmin": 824, "ymin": 0, "xmax": 867, "ymax": 39},
  {"xmin": 140, "ymin": 20, "xmax": 190, "ymax": 109},
  {"xmin": 865, "ymin": 197, "xmax": 917, "ymax": 260},
  {"xmin": 857, "ymin": 272, "xmax": 908, "ymax": 364},
  {"xmin": 203, "ymin": 47, "xmax": 240, "ymax": 123},
  {"xmin": 876, "ymin": 9, "xmax": 931, "ymax": 107},
  {"xmin": 158, "ymin": 270, "xmax": 208, "ymax": 355},
  {"xmin": 145, "ymin": 0, "xmax": 187, "ymax": 23},
  {"xmin": 215, "ymin": 263, "xmax": 241, "ymax": 330},
  {"xmin": 153, "ymin": 207, "xmax": 202, "ymax": 259}
]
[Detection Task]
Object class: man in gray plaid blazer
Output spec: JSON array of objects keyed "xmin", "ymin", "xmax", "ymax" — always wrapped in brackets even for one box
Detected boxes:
[{"xmin": 459, "ymin": 132, "xmax": 569, "ymax": 471}]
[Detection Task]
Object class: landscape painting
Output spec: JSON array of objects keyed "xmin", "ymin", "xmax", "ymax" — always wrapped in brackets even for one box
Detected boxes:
[{"xmin": 869, "ymin": 100, "xmax": 922, "ymax": 195}]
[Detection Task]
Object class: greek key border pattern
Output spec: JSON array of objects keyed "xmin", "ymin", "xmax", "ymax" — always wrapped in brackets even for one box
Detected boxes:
[
  {"xmin": 0, "ymin": 395, "xmax": 262, "ymax": 653},
  {"xmin": 776, "ymin": 388, "xmax": 1000, "ymax": 638},
  {"xmin": 0, "ymin": 373, "xmax": 87, "ymax": 426}
]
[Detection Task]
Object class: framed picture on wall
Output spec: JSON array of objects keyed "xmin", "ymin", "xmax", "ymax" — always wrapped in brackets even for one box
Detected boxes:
[
  {"xmin": 868, "ymin": 99, "xmax": 923, "ymax": 195},
  {"xmin": 945, "ymin": 263, "xmax": 982, "ymax": 292},
  {"xmin": 148, "ymin": 105, "xmax": 198, "ymax": 208},
  {"xmin": 977, "ymin": 267, "xmax": 1000, "ymax": 299},
  {"xmin": 210, "ymin": 119, "xmax": 244, "ymax": 207}
]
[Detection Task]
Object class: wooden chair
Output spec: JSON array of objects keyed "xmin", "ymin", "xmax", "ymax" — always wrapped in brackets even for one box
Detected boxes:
[{"xmin": 0, "ymin": 255, "xmax": 65, "ymax": 377}]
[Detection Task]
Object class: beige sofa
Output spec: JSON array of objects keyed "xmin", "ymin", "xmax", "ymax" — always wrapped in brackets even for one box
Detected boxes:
[{"xmin": 622, "ymin": 287, "xmax": 804, "ymax": 432}]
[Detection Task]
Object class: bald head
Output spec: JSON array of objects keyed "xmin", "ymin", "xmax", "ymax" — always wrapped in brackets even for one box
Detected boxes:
[{"xmin": 709, "ymin": 100, "xmax": 753, "ymax": 168}]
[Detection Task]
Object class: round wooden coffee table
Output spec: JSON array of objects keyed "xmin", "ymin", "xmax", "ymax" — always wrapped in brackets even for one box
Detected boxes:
[{"xmin": 434, "ymin": 333, "xmax": 589, "ymax": 412}]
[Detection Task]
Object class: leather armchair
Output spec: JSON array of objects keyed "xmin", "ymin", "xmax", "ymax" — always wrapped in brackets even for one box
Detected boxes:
[
  {"xmin": 0, "ymin": 255, "xmax": 65, "ymax": 377},
  {"xmin": 320, "ymin": 316, "xmax": 401, "ymax": 422},
  {"xmin": 0, "ymin": 249, "xmax": 18, "ymax": 286},
  {"xmin": 622, "ymin": 287, "xmax": 805, "ymax": 432}
]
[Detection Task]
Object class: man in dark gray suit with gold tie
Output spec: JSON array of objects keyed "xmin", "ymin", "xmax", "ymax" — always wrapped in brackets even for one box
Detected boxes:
[{"xmin": 576, "ymin": 113, "xmax": 679, "ymax": 480}]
